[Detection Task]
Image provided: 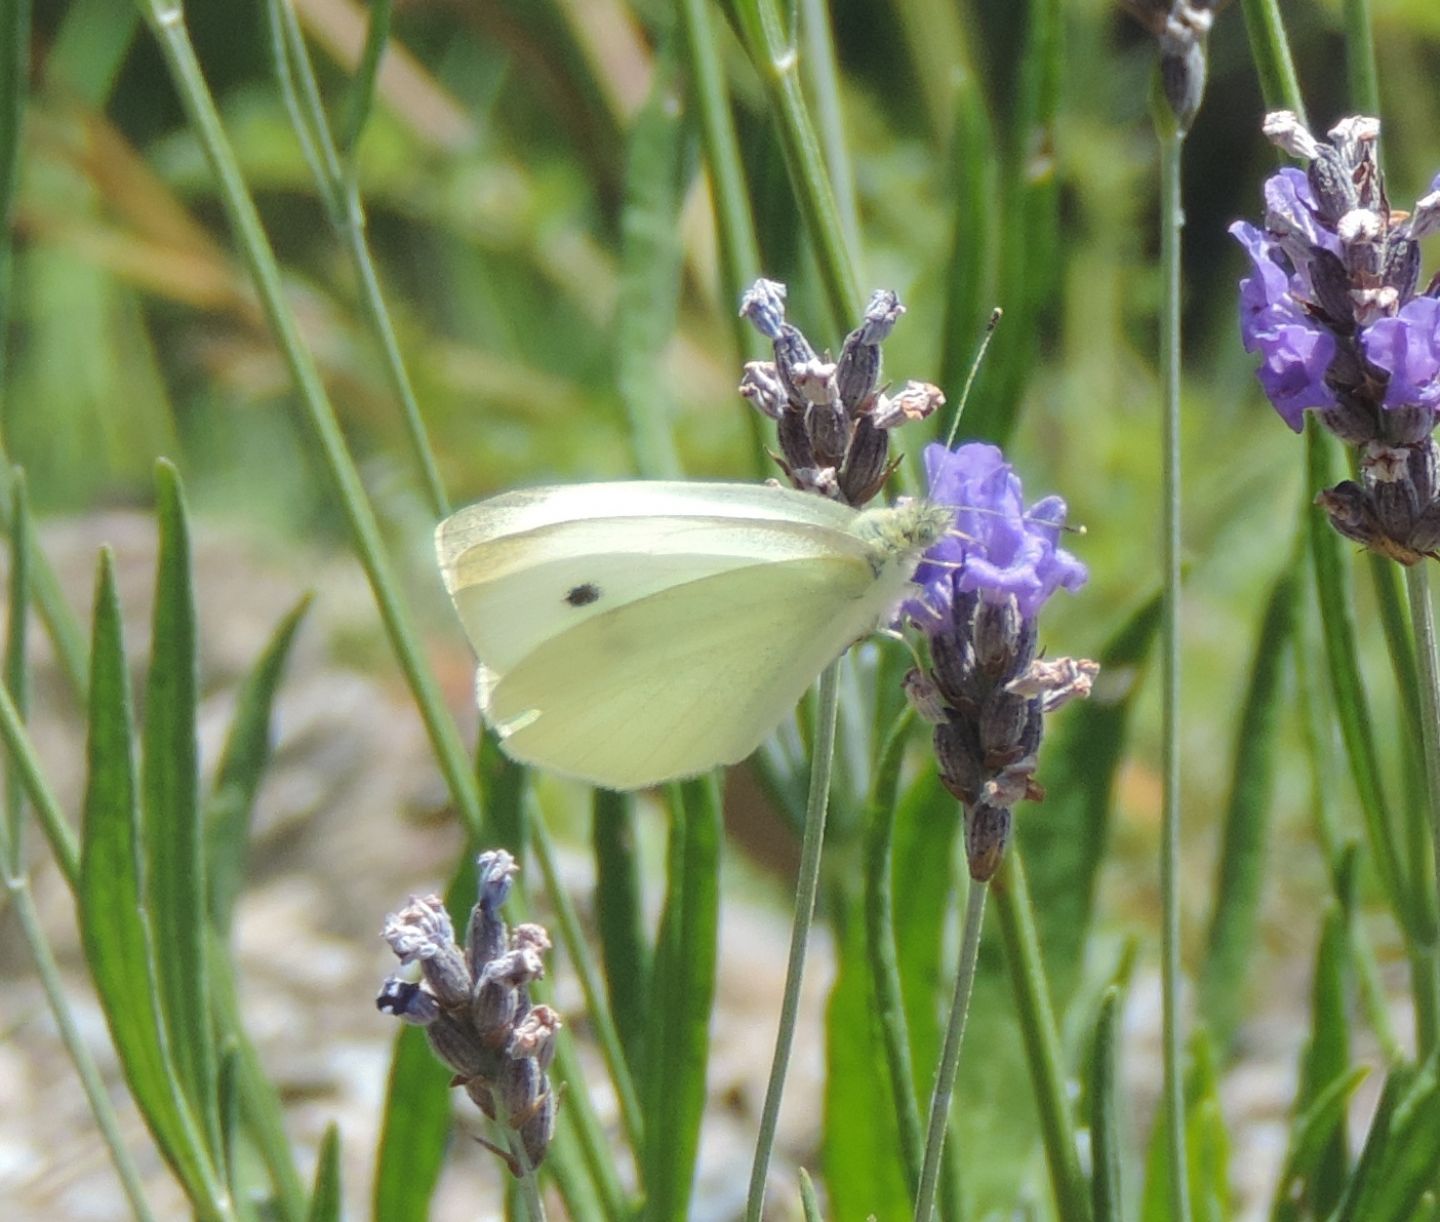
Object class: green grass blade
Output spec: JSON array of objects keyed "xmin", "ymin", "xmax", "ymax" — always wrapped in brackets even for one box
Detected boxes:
[
  {"xmin": 1183, "ymin": 1035, "xmax": 1230, "ymax": 1222},
  {"xmin": 207, "ymin": 595, "xmax": 311, "ymax": 936},
  {"xmin": 337, "ymin": 0, "xmax": 391, "ymax": 157},
  {"xmin": 727, "ymin": 0, "xmax": 860, "ymax": 325},
  {"xmin": 1198, "ymin": 557, "xmax": 1299, "ymax": 1052},
  {"xmin": 592, "ymin": 787, "xmax": 652, "ymax": 1077},
  {"xmin": 641, "ymin": 777, "xmax": 722, "ymax": 1222},
  {"xmin": 529, "ymin": 803, "xmax": 644, "ymax": 1162},
  {"xmin": 937, "ymin": 67, "xmax": 1000, "ymax": 417},
  {"xmin": 1020, "ymin": 591, "xmax": 1164, "ymax": 1012},
  {"xmin": 5, "ymin": 470, "xmax": 29, "ymax": 860},
  {"xmin": 860, "ymin": 711, "xmax": 924, "ymax": 1196},
  {"xmin": 1305, "ymin": 424, "xmax": 1419, "ymax": 938},
  {"xmin": 135, "ymin": 1, "xmax": 482, "ymax": 835},
  {"xmin": 825, "ymin": 887, "xmax": 913, "ymax": 1221},
  {"xmin": 1237, "ymin": 0, "xmax": 1307, "ymax": 121},
  {"xmin": 41, "ymin": 0, "xmax": 139, "ymax": 107},
  {"xmin": 0, "ymin": 461, "xmax": 88, "ymax": 697},
  {"xmin": 1271, "ymin": 1067, "xmax": 1368, "ymax": 1222},
  {"xmin": 1088, "ymin": 987, "xmax": 1125, "ymax": 1222},
  {"xmin": 1299, "ymin": 900, "xmax": 1352, "ymax": 1207},
  {"xmin": 1331, "ymin": 1062, "xmax": 1409, "ymax": 1222},
  {"xmin": 1271, "ymin": 906, "xmax": 1356, "ymax": 1222},
  {"xmin": 305, "ymin": 1124, "xmax": 342, "ymax": 1222},
  {"xmin": 1337, "ymin": 1053, "xmax": 1440, "ymax": 1222},
  {"xmin": 0, "ymin": 0, "xmax": 28, "ymax": 396},
  {"xmin": 80, "ymin": 549, "xmax": 226, "ymax": 1214},
  {"xmin": 206, "ymin": 925, "xmax": 306, "ymax": 1221},
  {"xmin": 617, "ymin": 48, "xmax": 687, "ymax": 481},
  {"xmin": 891, "ymin": 773, "xmax": 966, "ymax": 1218},
  {"xmin": 962, "ymin": 0, "xmax": 1061, "ymax": 447},
  {"xmin": 372, "ymin": 1028, "xmax": 454, "ymax": 1222},
  {"xmin": 1140, "ymin": 1036, "xmax": 1230, "ymax": 1222},
  {"xmin": 992, "ymin": 850, "xmax": 1092, "ymax": 1222},
  {"xmin": 799, "ymin": 1166, "xmax": 824, "ymax": 1222},
  {"xmin": 142, "ymin": 460, "xmax": 218, "ymax": 1155}
]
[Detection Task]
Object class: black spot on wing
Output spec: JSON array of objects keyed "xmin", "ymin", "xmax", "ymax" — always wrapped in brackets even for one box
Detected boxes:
[{"xmin": 566, "ymin": 582, "xmax": 601, "ymax": 607}]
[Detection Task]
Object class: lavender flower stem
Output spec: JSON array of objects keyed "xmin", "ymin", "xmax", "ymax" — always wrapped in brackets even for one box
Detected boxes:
[
  {"xmin": 1158, "ymin": 123, "xmax": 1192, "ymax": 1222},
  {"xmin": 505, "ymin": 1125, "xmax": 548, "ymax": 1222},
  {"xmin": 745, "ymin": 661, "xmax": 842, "ymax": 1222},
  {"xmin": 1404, "ymin": 563, "xmax": 1440, "ymax": 1053},
  {"xmin": 913, "ymin": 877, "xmax": 987, "ymax": 1222}
]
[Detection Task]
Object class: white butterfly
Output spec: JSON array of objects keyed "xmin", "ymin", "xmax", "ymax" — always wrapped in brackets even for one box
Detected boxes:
[{"xmin": 436, "ymin": 481, "xmax": 953, "ymax": 790}]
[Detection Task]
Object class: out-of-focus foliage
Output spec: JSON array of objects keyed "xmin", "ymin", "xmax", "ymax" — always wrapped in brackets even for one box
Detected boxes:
[{"xmin": 8, "ymin": 0, "xmax": 1440, "ymax": 1218}]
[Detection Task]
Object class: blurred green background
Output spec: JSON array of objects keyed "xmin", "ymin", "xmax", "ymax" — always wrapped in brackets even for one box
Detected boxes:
[{"xmin": 8, "ymin": 0, "xmax": 1440, "ymax": 1216}]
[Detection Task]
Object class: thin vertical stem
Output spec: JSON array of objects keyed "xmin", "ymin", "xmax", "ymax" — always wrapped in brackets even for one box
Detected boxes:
[
  {"xmin": 745, "ymin": 661, "xmax": 842, "ymax": 1222},
  {"xmin": 1404, "ymin": 563, "xmax": 1440, "ymax": 1054},
  {"xmin": 1158, "ymin": 126, "xmax": 1191, "ymax": 1222},
  {"xmin": 913, "ymin": 876, "xmax": 986, "ymax": 1222},
  {"xmin": 0, "ymin": 869, "xmax": 159, "ymax": 1221},
  {"xmin": 134, "ymin": 0, "xmax": 482, "ymax": 835}
]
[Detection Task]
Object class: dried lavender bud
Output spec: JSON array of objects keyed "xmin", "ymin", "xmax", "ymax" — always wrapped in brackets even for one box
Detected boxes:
[
  {"xmin": 904, "ymin": 667, "xmax": 950, "ymax": 725},
  {"xmin": 964, "ymin": 803, "xmax": 1012, "ymax": 882},
  {"xmin": 834, "ymin": 290, "xmax": 904, "ymax": 408},
  {"xmin": 738, "ymin": 361, "xmax": 787, "ymax": 420},
  {"xmin": 383, "ymin": 896, "xmax": 472, "ymax": 1008},
  {"xmin": 838, "ymin": 412, "xmax": 891, "ymax": 506},
  {"xmin": 377, "ymin": 852, "xmax": 562, "ymax": 1176}
]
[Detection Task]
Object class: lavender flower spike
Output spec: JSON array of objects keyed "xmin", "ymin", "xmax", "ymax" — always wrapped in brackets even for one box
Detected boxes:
[
  {"xmin": 904, "ymin": 442, "xmax": 1094, "ymax": 881},
  {"xmin": 1232, "ymin": 111, "xmax": 1440, "ymax": 563}
]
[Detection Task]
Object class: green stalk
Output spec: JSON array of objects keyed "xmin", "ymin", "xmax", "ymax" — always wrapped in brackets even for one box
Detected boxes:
[
  {"xmin": 1, "ymin": 865, "xmax": 158, "ymax": 1220},
  {"xmin": 864, "ymin": 712, "xmax": 925, "ymax": 1195},
  {"xmin": 1237, "ymin": 0, "xmax": 1307, "ymax": 122},
  {"xmin": 265, "ymin": 0, "xmax": 448, "ymax": 519},
  {"xmin": 729, "ymin": 0, "xmax": 859, "ymax": 326},
  {"xmin": 1157, "ymin": 119, "xmax": 1191, "ymax": 1222},
  {"xmin": 745, "ymin": 661, "xmax": 842, "ymax": 1222},
  {"xmin": 1341, "ymin": 0, "xmax": 1379, "ymax": 118},
  {"xmin": 796, "ymin": 0, "xmax": 859, "ymax": 256},
  {"xmin": 913, "ymin": 875, "xmax": 985, "ymax": 1222},
  {"xmin": 527, "ymin": 801, "xmax": 646, "ymax": 1161},
  {"xmin": 1293, "ymin": 627, "xmax": 1403, "ymax": 1061},
  {"xmin": 132, "ymin": 0, "xmax": 480, "ymax": 835},
  {"xmin": 992, "ymin": 852, "xmax": 1091, "ymax": 1221},
  {"xmin": 1405, "ymin": 563, "xmax": 1440, "ymax": 1054},
  {"xmin": 0, "ymin": 678, "xmax": 79, "ymax": 884}
]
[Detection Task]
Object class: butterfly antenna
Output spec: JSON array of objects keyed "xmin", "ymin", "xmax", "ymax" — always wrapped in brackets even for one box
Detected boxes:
[{"xmin": 944, "ymin": 307, "xmax": 1003, "ymax": 449}]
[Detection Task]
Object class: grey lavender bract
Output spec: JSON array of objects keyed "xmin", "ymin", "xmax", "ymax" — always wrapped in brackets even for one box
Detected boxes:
[{"xmin": 1232, "ymin": 112, "xmax": 1440, "ymax": 563}]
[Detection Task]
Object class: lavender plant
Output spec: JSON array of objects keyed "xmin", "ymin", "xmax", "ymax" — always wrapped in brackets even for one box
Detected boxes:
[{"xmin": 1233, "ymin": 112, "xmax": 1440, "ymax": 563}]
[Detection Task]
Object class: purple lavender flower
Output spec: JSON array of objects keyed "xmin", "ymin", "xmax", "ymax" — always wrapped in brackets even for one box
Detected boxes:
[
  {"xmin": 909, "ymin": 442, "xmax": 1087, "ymax": 623},
  {"xmin": 1230, "ymin": 219, "xmax": 1337, "ymax": 430},
  {"xmin": 1365, "ymin": 296, "xmax": 1440, "ymax": 410},
  {"xmin": 1233, "ymin": 111, "xmax": 1440, "ymax": 564},
  {"xmin": 902, "ymin": 442, "xmax": 1094, "ymax": 881}
]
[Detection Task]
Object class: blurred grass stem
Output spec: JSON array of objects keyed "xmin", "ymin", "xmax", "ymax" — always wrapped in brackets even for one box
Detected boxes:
[
  {"xmin": 1158, "ymin": 121, "xmax": 1191, "ymax": 1222},
  {"xmin": 527, "ymin": 801, "xmax": 646, "ymax": 1161},
  {"xmin": 265, "ymin": 0, "xmax": 449, "ymax": 519},
  {"xmin": 1404, "ymin": 563, "xmax": 1440, "ymax": 1053},
  {"xmin": 1, "ymin": 863, "xmax": 157, "ymax": 1220},
  {"xmin": 914, "ymin": 876, "xmax": 985, "ymax": 1222},
  {"xmin": 745, "ymin": 661, "xmax": 841, "ymax": 1222},
  {"xmin": 135, "ymin": 0, "xmax": 482, "ymax": 835}
]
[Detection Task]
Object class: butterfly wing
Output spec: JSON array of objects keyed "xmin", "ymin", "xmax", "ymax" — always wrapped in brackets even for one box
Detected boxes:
[
  {"xmin": 436, "ymin": 482, "xmax": 886, "ymax": 789},
  {"xmin": 435, "ymin": 481, "xmax": 862, "ymax": 675},
  {"xmin": 480, "ymin": 554, "xmax": 882, "ymax": 788}
]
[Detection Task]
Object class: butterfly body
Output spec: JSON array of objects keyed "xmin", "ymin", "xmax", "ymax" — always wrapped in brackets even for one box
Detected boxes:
[{"xmin": 436, "ymin": 481, "xmax": 950, "ymax": 789}]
